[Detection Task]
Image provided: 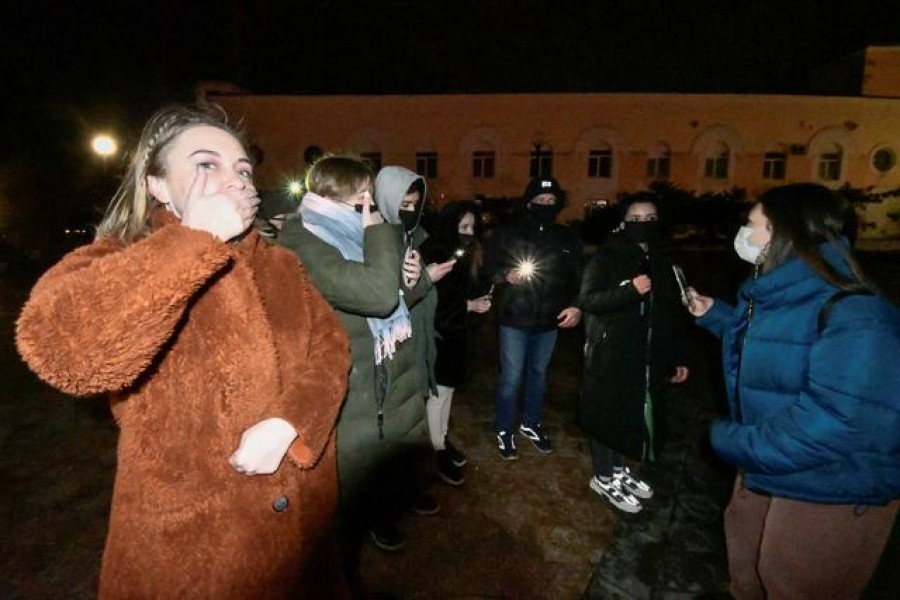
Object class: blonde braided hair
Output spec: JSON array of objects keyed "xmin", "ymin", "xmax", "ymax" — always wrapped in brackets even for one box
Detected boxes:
[{"xmin": 95, "ymin": 103, "xmax": 243, "ymax": 243}]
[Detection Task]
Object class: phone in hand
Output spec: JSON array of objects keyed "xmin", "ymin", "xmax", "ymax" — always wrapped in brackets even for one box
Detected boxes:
[{"xmin": 672, "ymin": 264, "xmax": 695, "ymax": 311}]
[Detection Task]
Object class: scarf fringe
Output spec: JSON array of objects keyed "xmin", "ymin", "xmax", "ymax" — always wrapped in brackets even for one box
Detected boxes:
[{"xmin": 374, "ymin": 317, "xmax": 412, "ymax": 364}]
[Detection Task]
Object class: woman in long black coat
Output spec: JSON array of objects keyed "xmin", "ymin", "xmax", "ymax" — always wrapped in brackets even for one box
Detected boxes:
[
  {"xmin": 419, "ymin": 200, "xmax": 492, "ymax": 485},
  {"xmin": 579, "ymin": 193, "xmax": 689, "ymax": 513}
]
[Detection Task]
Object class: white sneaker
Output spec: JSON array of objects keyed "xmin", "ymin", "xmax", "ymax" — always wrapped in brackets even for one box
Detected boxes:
[
  {"xmin": 589, "ymin": 476, "xmax": 642, "ymax": 514},
  {"xmin": 614, "ymin": 467, "xmax": 653, "ymax": 499}
]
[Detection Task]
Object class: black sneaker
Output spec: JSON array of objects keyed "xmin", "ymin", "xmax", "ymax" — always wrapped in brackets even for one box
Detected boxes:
[
  {"xmin": 412, "ymin": 493, "xmax": 440, "ymax": 516},
  {"xmin": 444, "ymin": 438, "xmax": 467, "ymax": 467},
  {"xmin": 370, "ymin": 523, "xmax": 405, "ymax": 551},
  {"xmin": 497, "ymin": 431, "xmax": 518, "ymax": 460},
  {"xmin": 436, "ymin": 450, "xmax": 465, "ymax": 486},
  {"xmin": 519, "ymin": 423, "xmax": 553, "ymax": 454}
]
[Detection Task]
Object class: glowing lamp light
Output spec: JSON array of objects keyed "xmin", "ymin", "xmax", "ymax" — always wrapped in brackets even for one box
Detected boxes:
[
  {"xmin": 91, "ymin": 134, "xmax": 118, "ymax": 158},
  {"xmin": 454, "ymin": 248, "xmax": 466, "ymax": 258},
  {"xmin": 287, "ymin": 180, "xmax": 303, "ymax": 195}
]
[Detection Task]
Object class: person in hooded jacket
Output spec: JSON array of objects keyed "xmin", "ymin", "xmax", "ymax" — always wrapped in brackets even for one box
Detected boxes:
[
  {"xmin": 484, "ymin": 176, "xmax": 583, "ymax": 460},
  {"xmin": 279, "ymin": 157, "xmax": 433, "ymax": 571},
  {"xmin": 374, "ymin": 166, "xmax": 455, "ymax": 499},
  {"xmin": 578, "ymin": 193, "xmax": 689, "ymax": 514},
  {"xmin": 419, "ymin": 200, "xmax": 493, "ymax": 485},
  {"xmin": 688, "ymin": 183, "xmax": 900, "ymax": 600}
]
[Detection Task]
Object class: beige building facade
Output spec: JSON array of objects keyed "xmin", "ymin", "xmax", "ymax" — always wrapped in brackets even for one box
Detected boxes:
[{"xmin": 206, "ymin": 47, "xmax": 900, "ymax": 238}]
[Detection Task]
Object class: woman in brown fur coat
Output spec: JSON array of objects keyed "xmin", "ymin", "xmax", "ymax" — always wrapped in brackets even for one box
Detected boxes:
[{"xmin": 15, "ymin": 105, "xmax": 350, "ymax": 599}]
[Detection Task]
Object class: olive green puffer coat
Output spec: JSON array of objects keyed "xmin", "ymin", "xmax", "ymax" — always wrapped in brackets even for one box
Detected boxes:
[{"xmin": 280, "ymin": 216, "xmax": 433, "ymax": 521}]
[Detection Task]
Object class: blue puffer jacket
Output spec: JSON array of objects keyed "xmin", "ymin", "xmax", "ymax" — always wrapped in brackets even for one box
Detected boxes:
[{"xmin": 698, "ymin": 242, "xmax": 900, "ymax": 505}]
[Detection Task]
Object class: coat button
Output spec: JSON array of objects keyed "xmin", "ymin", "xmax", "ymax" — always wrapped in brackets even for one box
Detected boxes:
[{"xmin": 272, "ymin": 496, "xmax": 289, "ymax": 513}]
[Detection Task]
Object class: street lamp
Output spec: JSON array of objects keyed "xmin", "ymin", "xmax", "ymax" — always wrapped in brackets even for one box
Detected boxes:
[
  {"xmin": 91, "ymin": 134, "xmax": 117, "ymax": 158},
  {"xmin": 90, "ymin": 134, "xmax": 118, "ymax": 174}
]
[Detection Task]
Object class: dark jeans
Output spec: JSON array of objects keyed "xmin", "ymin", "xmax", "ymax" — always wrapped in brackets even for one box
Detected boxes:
[
  {"xmin": 494, "ymin": 325, "xmax": 558, "ymax": 433},
  {"xmin": 589, "ymin": 438, "xmax": 624, "ymax": 478}
]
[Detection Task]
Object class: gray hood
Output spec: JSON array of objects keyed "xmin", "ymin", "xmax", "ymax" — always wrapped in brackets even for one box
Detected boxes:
[{"xmin": 374, "ymin": 166, "xmax": 426, "ymax": 228}]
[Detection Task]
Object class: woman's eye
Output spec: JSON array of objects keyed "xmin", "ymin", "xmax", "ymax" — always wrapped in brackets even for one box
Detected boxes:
[
  {"xmin": 239, "ymin": 169, "xmax": 253, "ymax": 180},
  {"xmin": 198, "ymin": 161, "xmax": 216, "ymax": 171}
]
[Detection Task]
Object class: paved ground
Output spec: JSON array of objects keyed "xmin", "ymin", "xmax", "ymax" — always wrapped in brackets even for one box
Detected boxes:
[{"xmin": 1, "ymin": 247, "xmax": 898, "ymax": 599}]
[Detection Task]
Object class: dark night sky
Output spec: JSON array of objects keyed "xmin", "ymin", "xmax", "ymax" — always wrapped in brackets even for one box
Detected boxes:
[
  {"xmin": 2, "ymin": 0, "xmax": 899, "ymax": 229},
  {"xmin": 5, "ymin": 1, "xmax": 900, "ymax": 145}
]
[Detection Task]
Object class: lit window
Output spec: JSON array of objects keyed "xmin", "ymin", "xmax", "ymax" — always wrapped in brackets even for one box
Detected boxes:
[
  {"xmin": 360, "ymin": 152, "xmax": 382, "ymax": 172},
  {"xmin": 416, "ymin": 152, "xmax": 438, "ymax": 179},
  {"xmin": 588, "ymin": 147, "xmax": 613, "ymax": 178},
  {"xmin": 763, "ymin": 152, "xmax": 787, "ymax": 180},
  {"xmin": 473, "ymin": 150, "xmax": 495, "ymax": 178}
]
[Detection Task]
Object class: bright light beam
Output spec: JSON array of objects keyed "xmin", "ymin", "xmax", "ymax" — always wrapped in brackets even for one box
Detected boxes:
[{"xmin": 517, "ymin": 258, "xmax": 536, "ymax": 280}]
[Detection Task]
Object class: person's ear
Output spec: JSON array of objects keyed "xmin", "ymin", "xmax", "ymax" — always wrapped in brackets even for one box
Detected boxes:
[{"xmin": 147, "ymin": 175, "xmax": 171, "ymax": 206}]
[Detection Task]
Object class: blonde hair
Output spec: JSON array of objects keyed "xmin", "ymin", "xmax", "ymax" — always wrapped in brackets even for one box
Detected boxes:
[
  {"xmin": 304, "ymin": 155, "xmax": 373, "ymax": 202},
  {"xmin": 95, "ymin": 104, "xmax": 244, "ymax": 243}
]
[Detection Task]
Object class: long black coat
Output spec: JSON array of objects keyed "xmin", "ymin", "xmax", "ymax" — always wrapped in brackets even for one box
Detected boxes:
[
  {"xmin": 578, "ymin": 232, "xmax": 687, "ymax": 460},
  {"xmin": 419, "ymin": 238, "xmax": 490, "ymax": 387}
]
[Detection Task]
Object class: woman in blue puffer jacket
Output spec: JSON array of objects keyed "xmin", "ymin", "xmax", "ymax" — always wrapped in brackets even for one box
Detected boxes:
[{"xmin": 688, "ymin": 183, "xmax": 900, "ymax": 600}]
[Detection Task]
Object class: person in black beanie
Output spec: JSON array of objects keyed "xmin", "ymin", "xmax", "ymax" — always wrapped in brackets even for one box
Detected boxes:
[
  {"xmin": 484, "ymin": 176, "xmax": 583, "ymax": 460},
  {"xmin": 578, "ymin": 192, "xmax": 689, "ymax": 513}
]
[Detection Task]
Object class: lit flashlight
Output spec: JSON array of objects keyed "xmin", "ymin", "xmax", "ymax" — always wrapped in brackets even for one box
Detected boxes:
[
  {"xmin": 454, "ymin": 247, "xmax": 466, "ymax": 258},
  {"xmin": 517, "ymin": 259, "xmax": 536, "ymax": 280}
]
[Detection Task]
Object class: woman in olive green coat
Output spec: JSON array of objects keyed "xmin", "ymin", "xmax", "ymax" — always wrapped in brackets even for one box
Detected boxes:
[{"xmin": 279, "ymin": 157, "xmax": 434, "ymax": 557}]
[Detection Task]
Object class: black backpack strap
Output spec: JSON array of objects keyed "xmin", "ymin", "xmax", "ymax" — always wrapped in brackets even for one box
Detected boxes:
[{"xmin": 817, "ymin": 289, "xmax": 875, "ymax": 335}]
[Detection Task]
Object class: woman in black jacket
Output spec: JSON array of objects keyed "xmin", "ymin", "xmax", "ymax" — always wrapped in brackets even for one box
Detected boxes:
[
  {"xmin": 579, "ymin": 193, "xmax": 689, "ymax": 513},
  {"xmin": 420, "ymin": 200, "xmax": 492, "ymax": 485}
]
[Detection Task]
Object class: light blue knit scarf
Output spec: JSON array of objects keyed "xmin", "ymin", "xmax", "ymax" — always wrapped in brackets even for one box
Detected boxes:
[{"xmin": 300, "ymin": 192, "xmax": 411, "ymax": 364}]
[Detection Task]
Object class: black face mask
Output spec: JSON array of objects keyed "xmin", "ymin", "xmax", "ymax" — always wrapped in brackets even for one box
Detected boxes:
[
  {"xmin": 458, "ymin": 233, "xmax": 475, "ymax": 248},
  {"xmin": 529, "ymin": 203, "xmax": 557, "ymax": 223},
  {"xmin": 399, "ymin": 210, "xmax": 419, "ymax": 232},
  {"xmin": 624, "ymin": 221, "xmax": 660, "ymax": 244}
]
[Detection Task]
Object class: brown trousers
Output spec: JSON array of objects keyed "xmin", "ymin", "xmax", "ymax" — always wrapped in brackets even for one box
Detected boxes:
[{"xmin": 724, "ymin": 474, "xmax": 899, "ymax": 600}]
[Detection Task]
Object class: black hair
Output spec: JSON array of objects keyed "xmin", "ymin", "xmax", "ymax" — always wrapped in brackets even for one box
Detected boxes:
[
  {"xmin": 757, "ymin": 183, "xmax": 871, "ymax": 291},
  {"xmin": 430, "ymin": 200, "xmax": 485, "ymax": 280},
  {"xmin": 617, "ymin": 191, "xmax": 662, "ymax": 222},
  {"xmin": 407, "ymin": 178, "xmax": 426, "ymax": 199}
]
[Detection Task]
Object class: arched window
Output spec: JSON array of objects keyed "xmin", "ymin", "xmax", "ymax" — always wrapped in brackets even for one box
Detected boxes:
[
  {"xmin": 530, "ymin": 142, "xmax": 553, "ymax": 177},
  {"xmin": 416, "ymin": 151, "xmax": 438, "ymax": 179},
  {"xmin": 588, "ymin": 142, "xmax": 613, "ymax": 179},
  {"xmin": 360, "ymin": 152, "xmax": 382, "ymax": 172},
  {"xmin": 762, "ymin": 147, "xmax": 787, "ymax": 180},
  {"xmin": 704, "ymin": 142, "xmax": 730, "ymax": 180},
  {"xmin": 817, "ymin": 143, "xmax": 843, "ymax": 181},
  {"xmin": 472, "ymin": 143, "xmax": 495, "ymax": 179},
  {"xmin": 646, "ymin": 142, "xmax": 671, "ymax": 180}
]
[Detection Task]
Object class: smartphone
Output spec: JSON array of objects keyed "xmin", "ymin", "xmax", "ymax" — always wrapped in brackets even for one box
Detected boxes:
[{"xmin": 672, "ymin": 264, "xmax": 695, "ymax": 310}]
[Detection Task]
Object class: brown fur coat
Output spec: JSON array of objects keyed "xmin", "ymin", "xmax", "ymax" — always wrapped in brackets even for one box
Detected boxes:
[{"xmin": 16, "ymin": 218, "xmax": 350, "ymax": 599}]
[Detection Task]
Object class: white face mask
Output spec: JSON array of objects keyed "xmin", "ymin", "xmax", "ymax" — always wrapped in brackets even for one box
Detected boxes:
[{"xmin": 733, "ymin": 226, "xmax": 763, "ymax": 264}]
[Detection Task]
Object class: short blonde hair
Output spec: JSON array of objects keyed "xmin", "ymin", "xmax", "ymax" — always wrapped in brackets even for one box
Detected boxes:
[
  {"xmin": 95, "ymin": 104, "xmax": 244, "ymax": 243},
  {"xmin": 304, "ymin": 155, "xmax": 373, "ymax": 202}
]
